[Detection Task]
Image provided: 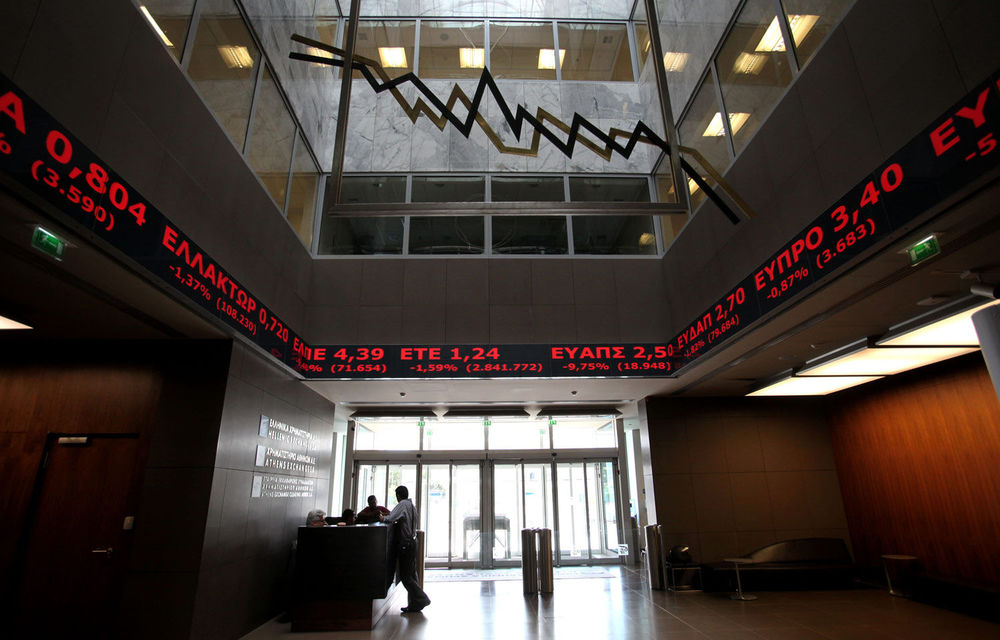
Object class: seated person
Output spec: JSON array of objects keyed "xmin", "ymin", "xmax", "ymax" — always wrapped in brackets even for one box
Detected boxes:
[
  {"xmin": 305, "ymin": 509, "xmax": 326, "ymax": 527},
  {"xmin": 355, "ymin": 495, "xmax": 391, "ymax": 524},
  {"xmin": 325, "ymin": 508, "xmax": 356, "ymax": 526}
]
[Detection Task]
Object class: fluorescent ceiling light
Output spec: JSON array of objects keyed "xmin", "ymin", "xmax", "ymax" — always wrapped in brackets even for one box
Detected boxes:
[
  {"xmin": 662, "ymin": 51, "xmax": 689, "ymax": 72},
  {"xmin": 755, "ymin": 16, "xmax": 787, "ymax": 52},
  {"xmin": 879, "ymin": 300, "xmax": 1000, "ymax": 347},
  {"xmin": 703, "ymin": 112, "xmax": 751, "ymax": 137},
  {"xmin": 139, "ymin": 6, "xmax": 174, "ymax": 47},
  {"xmin": 538, "ymin": 48, "xmax": 566, "ymax": 70},
  {"xmin": 748, "ymin": 375, "xmax": 882, "ymax": 396},
  {"xmin": 217, "ymin": 45, "xmax": 253, "ymax": 69},
  {"xmin": 687, "ymin": 177, "xmax": 701, "ymax": 194},
  {"xmin": 733, "ymin": 52, "xmax": 767, "ymax": 75},
  {"xmin": 788, "ymin": 14, "xmax": 820, "ymax": 46},
  {"xmin": 638, "ymin": 232, "xmax": 656, "ymax": 247},
  {"xmin": 0, "ymin": 314, "xmax": 32, "ymax": 330},
  {"xmin": 459, "ymin": 47, "xmax": 485, "ymax": 68},
  {"xmin": 378, "ymin": 47, "xmax": 408, "ymax": 68},
  {"xmin": 801, "ymin": 346, "xmax": 979, "ymax": 376}
]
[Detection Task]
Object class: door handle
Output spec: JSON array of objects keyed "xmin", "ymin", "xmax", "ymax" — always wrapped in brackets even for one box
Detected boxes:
[{"xmin": 91, "ymin": 547, "xmax": 114, "ymax": 560}]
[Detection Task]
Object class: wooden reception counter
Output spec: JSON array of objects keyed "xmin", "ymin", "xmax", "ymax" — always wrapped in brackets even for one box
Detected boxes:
[{"xmin": 291, "ymin": 524, "xmax": 401, "ymax": 631}]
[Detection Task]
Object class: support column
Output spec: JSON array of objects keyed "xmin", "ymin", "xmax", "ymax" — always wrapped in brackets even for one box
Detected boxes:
[{"xmin": 972, "ymin": 303, "xmax": 1000, "ymax": 403}]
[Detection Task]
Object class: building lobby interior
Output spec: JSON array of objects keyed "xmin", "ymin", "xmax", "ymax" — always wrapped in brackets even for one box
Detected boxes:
[{"xmin": 1, "ymin": 0, "xmax": 999, "ymax": 638}]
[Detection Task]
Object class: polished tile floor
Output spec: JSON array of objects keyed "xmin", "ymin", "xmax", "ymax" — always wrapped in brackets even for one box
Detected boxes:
[{"xmin": 242, "ymin": 565, "xmax": 999, "ymax": 639}]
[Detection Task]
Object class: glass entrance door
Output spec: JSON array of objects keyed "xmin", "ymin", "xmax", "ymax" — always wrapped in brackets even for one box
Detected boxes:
[
  {"xmin": 492, "ymin": 462, "xmax": 554, "ymax": 565},
  {"xmin": 419, "ymin": 462, "xmax": 482, "ymax": 567},
  {"xmin": 555, "ymin": 460, "xmax": 621, "ymax": 564}
]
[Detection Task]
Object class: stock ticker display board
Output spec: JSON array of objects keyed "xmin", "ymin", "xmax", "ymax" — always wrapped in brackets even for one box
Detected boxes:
[{"xmin": 1, "ymin": 69, "xmax": 998, "ymax": 379}]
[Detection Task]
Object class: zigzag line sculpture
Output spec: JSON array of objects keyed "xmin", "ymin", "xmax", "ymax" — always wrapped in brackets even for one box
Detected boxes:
[{"xmin": 290, "ymin": 33, "xmax": 743, "ymax": 224}]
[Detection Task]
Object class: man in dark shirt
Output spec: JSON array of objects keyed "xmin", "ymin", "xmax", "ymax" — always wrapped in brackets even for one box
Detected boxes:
[
  {"xmin": 380, "ymin": 486, "xmax": 430, "ymax": 613},
  {"xmin": 355, "ymin": 495, "xmax": 391, "ymax": 524}
]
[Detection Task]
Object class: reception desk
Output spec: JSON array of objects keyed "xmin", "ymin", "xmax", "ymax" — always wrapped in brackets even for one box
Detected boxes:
[{"xmin": 291, "ymin": 525, "xmax": 402, "ymax": 631}]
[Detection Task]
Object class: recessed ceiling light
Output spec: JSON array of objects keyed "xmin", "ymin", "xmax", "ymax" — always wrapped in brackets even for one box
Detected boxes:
[
  {"xmin": 748, "ymin": 375, "xmax": 882, "ymax": 396},
  {"xmin": 217, "ymin": 45, "xmax": 254, "ymax": 69},
  {"xmin": 538, "ymin": 48, "xmax": 566, "ymax": 70},
  {"xmin": 459, "ymin": 47, "xmax": 484, "ymax": 68},
  {"xmin": 800, "ymin": 346, "xmax": 978, "ymax": 376},
  {"xmin": 703, "ymin": 112, "xmax": 751, "ymax": 137},
  {"xmin": 378, "ymin": 47, "xmax": 408, "ymax": 68},
  {"xmin": 0, "ymin": 314, "xmax": 32, "ymax": 330},
  {"xmin": 139, "ymin": 6, "xmax": 174, "ymax": 47},
  {"xmin": 662, "ymin": 51, "xmax": 689, "ymax": 72}
]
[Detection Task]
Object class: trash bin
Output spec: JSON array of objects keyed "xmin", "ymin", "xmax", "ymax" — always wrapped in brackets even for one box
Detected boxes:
[
  {"xmin": 645, "ymin": 524, "xmax": 665, "ymax": 590},
  {"xmin": 416, "ymin": 530, "xmax": 425, "ymax": 588},
  {"xmin": 537, "ymin": 528, "xmax": 554, "ymax": 594},
  {"xmin": 522, "ymin": 528, "xmax": 538, "ymax": 594}
]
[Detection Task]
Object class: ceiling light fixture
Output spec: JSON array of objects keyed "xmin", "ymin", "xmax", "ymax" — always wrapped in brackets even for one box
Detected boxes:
[
  {"xmin": 459, "ymin": 47, "xmax": 485, "ymax": 68},
  {"xmin": 538, "ymin": 48, "xmax": 566, "ymax": 70},
  {"xmin": 800, "ymin": 346, "xmax": 978, "ymax": 377},
  {"xmin": 788, "ymin": 14, "xmax": 820, "ymax": 46},
  {"xmin": 878, "ymin": 300, "xmax": 1000, "ymax": 347},
  {"xmin": 0, "ymin": 314, "xmax": 32, "ymax": 330},
  {"xmin": 748, "ymin": 375, "xmax": 883, "ymax": 396},
  {"xmin": 756, "ymin": 16, "xmax": 787, "ymax": 52},
  {"xmin": 703, "ymin": 112, "xmax": 751, "ymax": 137},
  {"xmin": 217, "ymin": 45, "xmax": 254, "ymax": 69},
  {"xmin": 139, "ymin": 6, "xmax": 174, "ymax": 47},
  {"xmin": 733, "ymin": 52, "xmax": 767, "ymax": 75},
  {"xmin": 378, "ymin": 47, "xmax": 408, "ymax": 68},
  {"xmin": 662, "ymin": 51, "xmax": 689, "ymax": 72}
]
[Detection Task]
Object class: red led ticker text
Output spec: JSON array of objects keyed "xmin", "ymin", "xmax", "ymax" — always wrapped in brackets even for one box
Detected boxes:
[{"xmin": 929, "ymin": 85, "xmax": 996, "ymax": 157}]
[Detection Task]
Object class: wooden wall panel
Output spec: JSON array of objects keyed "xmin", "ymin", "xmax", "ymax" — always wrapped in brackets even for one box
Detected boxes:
[{"xmin": 830, "ymin": 354, "xmax": 1000, "ymax": 586}]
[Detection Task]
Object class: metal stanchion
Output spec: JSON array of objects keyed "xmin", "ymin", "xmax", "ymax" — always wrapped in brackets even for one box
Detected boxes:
[
  {"xmin": 537, "ymin": 528, "xmax": 554, "ymax": 594},
  {"xmin": 521, "ymin": 528, "xmax": 538, "ymax": 594},
  {"xmin": 416, "ymin": 530, "xmax": 425, "ymax": 588},
  {"xmin": 645, "ymin": 524, "xmax": 665, "ymax": 590}
]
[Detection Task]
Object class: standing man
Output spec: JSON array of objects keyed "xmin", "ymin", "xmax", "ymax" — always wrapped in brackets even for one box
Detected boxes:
[{"xmin": 380, "ymin": 486, "xmax": 431, "ymax": 613}]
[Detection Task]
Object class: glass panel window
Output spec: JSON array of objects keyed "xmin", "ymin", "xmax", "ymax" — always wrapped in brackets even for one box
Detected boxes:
[
  {"xmin": 318, "ymin": 216, "xmax": 404, "ymax": 254},
  {"xmin": 356, "ymin": 463, "xmax": 387, "ymax": 510},
  {"xmin": 569, "ymin": 176, "xmax": 649, "ymax": 202},
  {"xmin": 572, "ymin": 215, "xmax": 657, "ymax": 255},
  {"xmin": 411, "ymin": 176, "xmax": 485, "ymax": 202},
  {"xmin": 489, "ymin": 21, "xmax": 556, "ymax": 80},
  {"xmin": 492, "ymin": 216, "xmax": 568, "ymax": 255},
  {"xmin": 354, "ymin": 21, "xmax": 416, "ymax": 79},
  {"xmin": 408, "ymin": 217, "xmax": 484, "ymax": 254},
  {"xmin": 557, "ymin": 23, "xmax": 633, "ymax": 81},
  {"xmin": 781, "ymin": 0, "xmax": 853, "ymax": 66},
  {"xmin": 551, "ymin": 416, "xmax": 616, "ymax": 449},
  {"xmin": 421, "ymin": 465, "xmax": 450, "ymax": 560},
  {"xmin": 491, "ymin": 176, "xmax": 564, "ymax": 202},
  {"xmin": 246, "ymin": 66, "xmax": 295, "ymax": 209},
  {"xmin": 677, "ymin": 75, "xmax": 730, "ymax": 207},
  {"xmin": 187, "ymin": 0, "xmax": 259, "ymax": 149},
  {"xmin": 419, "ymin": 21, "xmax": 484, "ymax": 79},
  {"xmin": 488, "ymin": 418, "xmax": 550, "ymax": 449},
  {"xmin": 452, "ymin": 465, "xmax": 482, "ymax": 561},
  {"xmin": 353, "ymin": 419, "xmax": 420, "ymax": 450},
  {"xmin": 556, "ymin": 462, "xmax": 588, "ymax": 559},
  {"xmin": 287, "ymin": 133, "xmax": 318, "ymax": 248},
  {"xmin": 340, "ymin": 175, "xmax": 407, "ymax": 204},
  {"xmin": 424, "ymin": 419, "xmax": 485, "ymax": 450},
  {"xmin": 138, "ymin": 0, "xmax": 195, "ymax": 62},
  {"xmin": 587, "ymin": 461, "xmax": 619, "ymax": 559},
  {"xmin": 716, "ymin": 0, "xmax": 794, "ymax": 151},
  {"xmin": 386, "ymin": 464, "xmax": 418, "ymax": 509}
]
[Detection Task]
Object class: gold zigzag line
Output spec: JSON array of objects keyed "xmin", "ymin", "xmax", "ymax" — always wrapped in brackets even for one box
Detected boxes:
[{"xmin": 311, "ymin": 43, "xmax": 661, "ymax": 161}]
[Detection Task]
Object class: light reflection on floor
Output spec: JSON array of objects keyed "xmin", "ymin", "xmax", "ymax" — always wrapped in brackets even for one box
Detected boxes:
[{"xmin": 242, "ymin": 565, "xmax": 1000, "ymax": 639}]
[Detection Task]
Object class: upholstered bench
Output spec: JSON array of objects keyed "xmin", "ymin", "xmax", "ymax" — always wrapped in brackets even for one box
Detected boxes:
[{"xmin": 701, "ymin": 538, "xmax": 855, "ymax": 592}]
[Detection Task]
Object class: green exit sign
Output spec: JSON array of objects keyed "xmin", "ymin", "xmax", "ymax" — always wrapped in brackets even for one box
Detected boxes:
[
  {"xmin": 31, "ymin": 226, "xmax": 66, "ymax": 260},
  {"xmin": 907, "ymin": 235, "xmax": 940, "ymax": 266}
]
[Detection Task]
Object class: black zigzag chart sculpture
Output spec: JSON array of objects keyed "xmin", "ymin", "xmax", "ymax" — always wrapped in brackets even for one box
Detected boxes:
[{"xmin": 290, "ymin": 34, "xmax": 744, "ymax": 224}]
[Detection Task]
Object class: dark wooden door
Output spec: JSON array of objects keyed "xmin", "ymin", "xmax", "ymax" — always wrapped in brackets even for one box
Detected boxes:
[{"xmin": 14, "ymin": 434, "xmax": 141, "ymax": 637}]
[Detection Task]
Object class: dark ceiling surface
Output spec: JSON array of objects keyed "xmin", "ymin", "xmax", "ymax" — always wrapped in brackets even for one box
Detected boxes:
[{"xmin": 1, "ymin": 167, "xmax": 997, "ymax": 408}]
